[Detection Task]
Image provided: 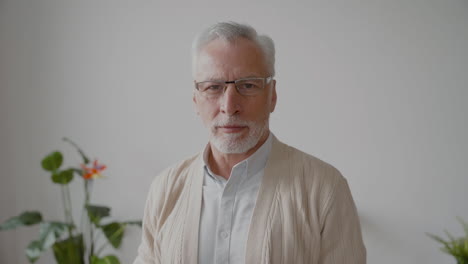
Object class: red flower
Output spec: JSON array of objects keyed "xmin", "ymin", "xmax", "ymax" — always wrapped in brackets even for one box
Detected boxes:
[{"xmin": 81, "ymin": 160, "xmax": 106, "ymax": 180}]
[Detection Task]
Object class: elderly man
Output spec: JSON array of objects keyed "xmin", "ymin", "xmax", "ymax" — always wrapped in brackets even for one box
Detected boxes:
[{"xmin": 134, "ymin": 22, "xmax": 366, "ymax": 264}]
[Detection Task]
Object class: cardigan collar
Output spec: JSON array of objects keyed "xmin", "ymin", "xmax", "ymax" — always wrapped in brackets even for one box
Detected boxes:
[
  {"xmin": 181, "ymin": 134, "xmax": 289, "ymax": 264},
  {"xmin": 201, "ymin": 132, "xmax": 274, "ymax": 184}
]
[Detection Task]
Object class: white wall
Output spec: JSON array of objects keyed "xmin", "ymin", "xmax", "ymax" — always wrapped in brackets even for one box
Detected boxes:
[{"xmin": 1, "ymin": 1, "xmax": 467, "ymax": 263}]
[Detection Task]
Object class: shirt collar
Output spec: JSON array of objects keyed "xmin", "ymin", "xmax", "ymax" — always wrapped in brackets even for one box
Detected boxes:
[{"xmin": 202, "ymin": 132, "xmax": 274, "ymax": 181}]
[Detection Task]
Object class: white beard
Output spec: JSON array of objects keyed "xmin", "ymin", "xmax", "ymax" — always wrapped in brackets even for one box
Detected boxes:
[{"xmin": 209, "ymin": 116, "xmax": 269, "ymax": 154}]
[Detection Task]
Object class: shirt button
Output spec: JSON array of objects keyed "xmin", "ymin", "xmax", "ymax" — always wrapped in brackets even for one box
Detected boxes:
[{"xmin": 220, "ymin": 231, "xmax": 229, "ymax": 239}]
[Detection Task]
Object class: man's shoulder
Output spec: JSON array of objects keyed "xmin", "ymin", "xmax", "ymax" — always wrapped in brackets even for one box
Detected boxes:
[
  {"xmin": 154, "ymin": 152, "xmax": 203, "ymax": 184},
  {"xmin": 273, "ymin": 138, "xmax": 346, "ymax": 186},
  {"xmin": 276, "ymin": 138, "xmax": 341, "ymax": 173},
  {"xmin": 274, "ymin": 139, "xmax": 351, "ymax": 215},
  {"xmin": 142, "ymin": 153, "xmax": 203, "ymax": 228}
]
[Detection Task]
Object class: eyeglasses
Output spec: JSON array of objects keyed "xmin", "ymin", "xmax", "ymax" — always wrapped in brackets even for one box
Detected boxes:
[{"xmin": 195, "ymin": 76, "xmax": 273, "ymax": 98}]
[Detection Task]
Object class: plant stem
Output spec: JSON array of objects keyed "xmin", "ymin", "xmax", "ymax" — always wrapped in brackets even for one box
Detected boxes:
[
  {"xmin": 84, "ymin": 180, "xmax": 95, "ymax": 261},
  {"xmin": 77, "ymin": 179, "xmax": 87, "ymax": 263},
  {"xmin": 89, "ymin": 224, "xmax": 95, "ymax": 260},
  {"xmin": 60, "ymin": 185, "xmax": 67, "ymax": 219},
  {"xmin": 63, "ymin": 137, "xmax": 90, "ymax": 164},
  {"xmin": 79, "ymin": 182, "xmax": 86, "ymax": 232},
  {"xmin": 65, "ymin": 184, "xmax": 75, "ymax": 232},
  {"xmin": 60, "ymin": 185, "xmax": 73, "ymax": 237}
]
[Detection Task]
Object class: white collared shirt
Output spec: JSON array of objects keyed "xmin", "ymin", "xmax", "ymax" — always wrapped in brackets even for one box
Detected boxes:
[{"xmin": 198, "ymin": 133, "xmax": 273, "ymax": 264}]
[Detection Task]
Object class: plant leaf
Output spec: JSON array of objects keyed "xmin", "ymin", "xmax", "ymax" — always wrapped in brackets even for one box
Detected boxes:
[
  {"xmin": 52, "ymin": 234, "xmax": 84, "ymax": 264},
  {"xmin": 91, "ymin": 255, "xmax": 120, "ymax": 264},
  {"xmin": 102, "ymin": 222, "xmax": 125, "ymax": 248},
  {"xmin": 51, "ymin": 168, "xmax": 74, "ymax": 185},
  {"xmin": 37, "ymin": 222, "xmax": 69, "ymax": 249},
  {"xmin": 101, "ymin": 255, "xmax": 120, "ymax": 264},
  {"xmin": 464, "ymin": 239, "xmax": 468, "ymax": 255},
  {"xmin": 426, "ymin": 232, "xmax": 449, "ymax": 246},
  {"xmin": 444, "ymin": 229, "xmax": 456, "ymax": 242},
  {"xmin": 0, "ymin": 211, "xmax": 42, "ymax": 230},
  {"xmin": 41, "ymin": 151, "xmax": 63, "ymax": 171},
  {"xmin": 90, "ymin": 255, "xmax": 100, "ymax": 264},
  {"xmin": 86, "ymin": 205, "xmax": 110, "ymax": 226},
  {"xmin": 25, "ymin": 240, "xmax": 42, "ymax": 263},
  {"xmin": 427, "ymin": 219, "xmax": 468, "ymax": 261}
]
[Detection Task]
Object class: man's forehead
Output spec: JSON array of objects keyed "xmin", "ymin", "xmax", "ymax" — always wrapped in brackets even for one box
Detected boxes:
[
  {"xmin": 200, "ymin": 73, "xmax": 264, "ymax": 81},
  {"xmin": 195, "ymin": 54, "xmax": 266, "ymax": 80},
  {"xmin": 194, "ymin": 38, "xmax": 268, "ymax": 80}
]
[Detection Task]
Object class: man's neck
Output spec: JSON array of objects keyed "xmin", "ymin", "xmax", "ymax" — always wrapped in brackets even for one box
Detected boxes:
[{"xmin": 208, "ymin": 131, "xmax": 270, "ymax": 180}]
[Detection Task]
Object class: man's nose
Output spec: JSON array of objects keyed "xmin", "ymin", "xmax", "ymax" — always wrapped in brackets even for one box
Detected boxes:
[{"xmin": 220, "ymin": 83, "xmax": 242, "ymax": 116}]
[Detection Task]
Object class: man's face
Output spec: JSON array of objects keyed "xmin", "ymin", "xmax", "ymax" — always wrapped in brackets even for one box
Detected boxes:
[{"xmin": 193, "ymin": 37, "xmax": 277, "ymax": 154}]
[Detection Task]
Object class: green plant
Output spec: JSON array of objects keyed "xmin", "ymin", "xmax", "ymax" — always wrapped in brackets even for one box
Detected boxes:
[
  {"xmin": 0, "ymin": 138, "xmax": 141, "ymax": 264},
  {"xmin": 426, "ymin": 217, "xmax": 468, "ymax": 264}
]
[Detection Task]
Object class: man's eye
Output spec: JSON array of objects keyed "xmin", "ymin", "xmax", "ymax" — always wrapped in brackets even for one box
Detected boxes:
[
  {"xmin": 240, "ymin": 83, "xmax": 258, "ymax": 89},
  {"xmin": 206, "ymin": 85, "xmax": 222, "ymax": 91}
]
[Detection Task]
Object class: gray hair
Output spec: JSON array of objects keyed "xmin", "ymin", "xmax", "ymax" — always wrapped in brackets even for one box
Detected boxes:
[{"xmin": 192, "ymin": 21, "xmax": 275, "ymax": 78}]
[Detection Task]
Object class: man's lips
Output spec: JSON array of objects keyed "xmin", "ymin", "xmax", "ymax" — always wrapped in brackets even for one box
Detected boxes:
[{"xmin": 216, "ymin": 125, "xmax": 247, "ymax": 133}]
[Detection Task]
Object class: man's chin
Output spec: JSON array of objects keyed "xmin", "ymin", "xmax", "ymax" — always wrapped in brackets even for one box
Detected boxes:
[
  {"xmin": 211, "ymin": 134, "xmax": 243, "ymax": 146},
  {"xmin": 209, "ymin": 122, "xmax": 268, "ymax": 154},
  {"xmin": 210, "ymin": 135, "xmax": 249, "ymax": 154}
]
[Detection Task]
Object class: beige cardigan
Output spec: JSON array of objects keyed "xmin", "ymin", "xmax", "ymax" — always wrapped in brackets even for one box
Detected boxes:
[{"xmin": 134, "ymin": 136, "xmax": 366, "ymax": 264}]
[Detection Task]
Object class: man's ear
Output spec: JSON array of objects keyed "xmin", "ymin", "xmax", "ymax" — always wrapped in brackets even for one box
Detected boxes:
[{"xmin": 269, "ymin": 79, "xmax": 277, "ymax": 113}]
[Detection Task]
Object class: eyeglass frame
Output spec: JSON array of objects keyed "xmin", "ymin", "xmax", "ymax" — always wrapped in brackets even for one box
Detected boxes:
[{"xmin": 194, "ymin": 76, "xmax": 274, "ymax": 98}]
